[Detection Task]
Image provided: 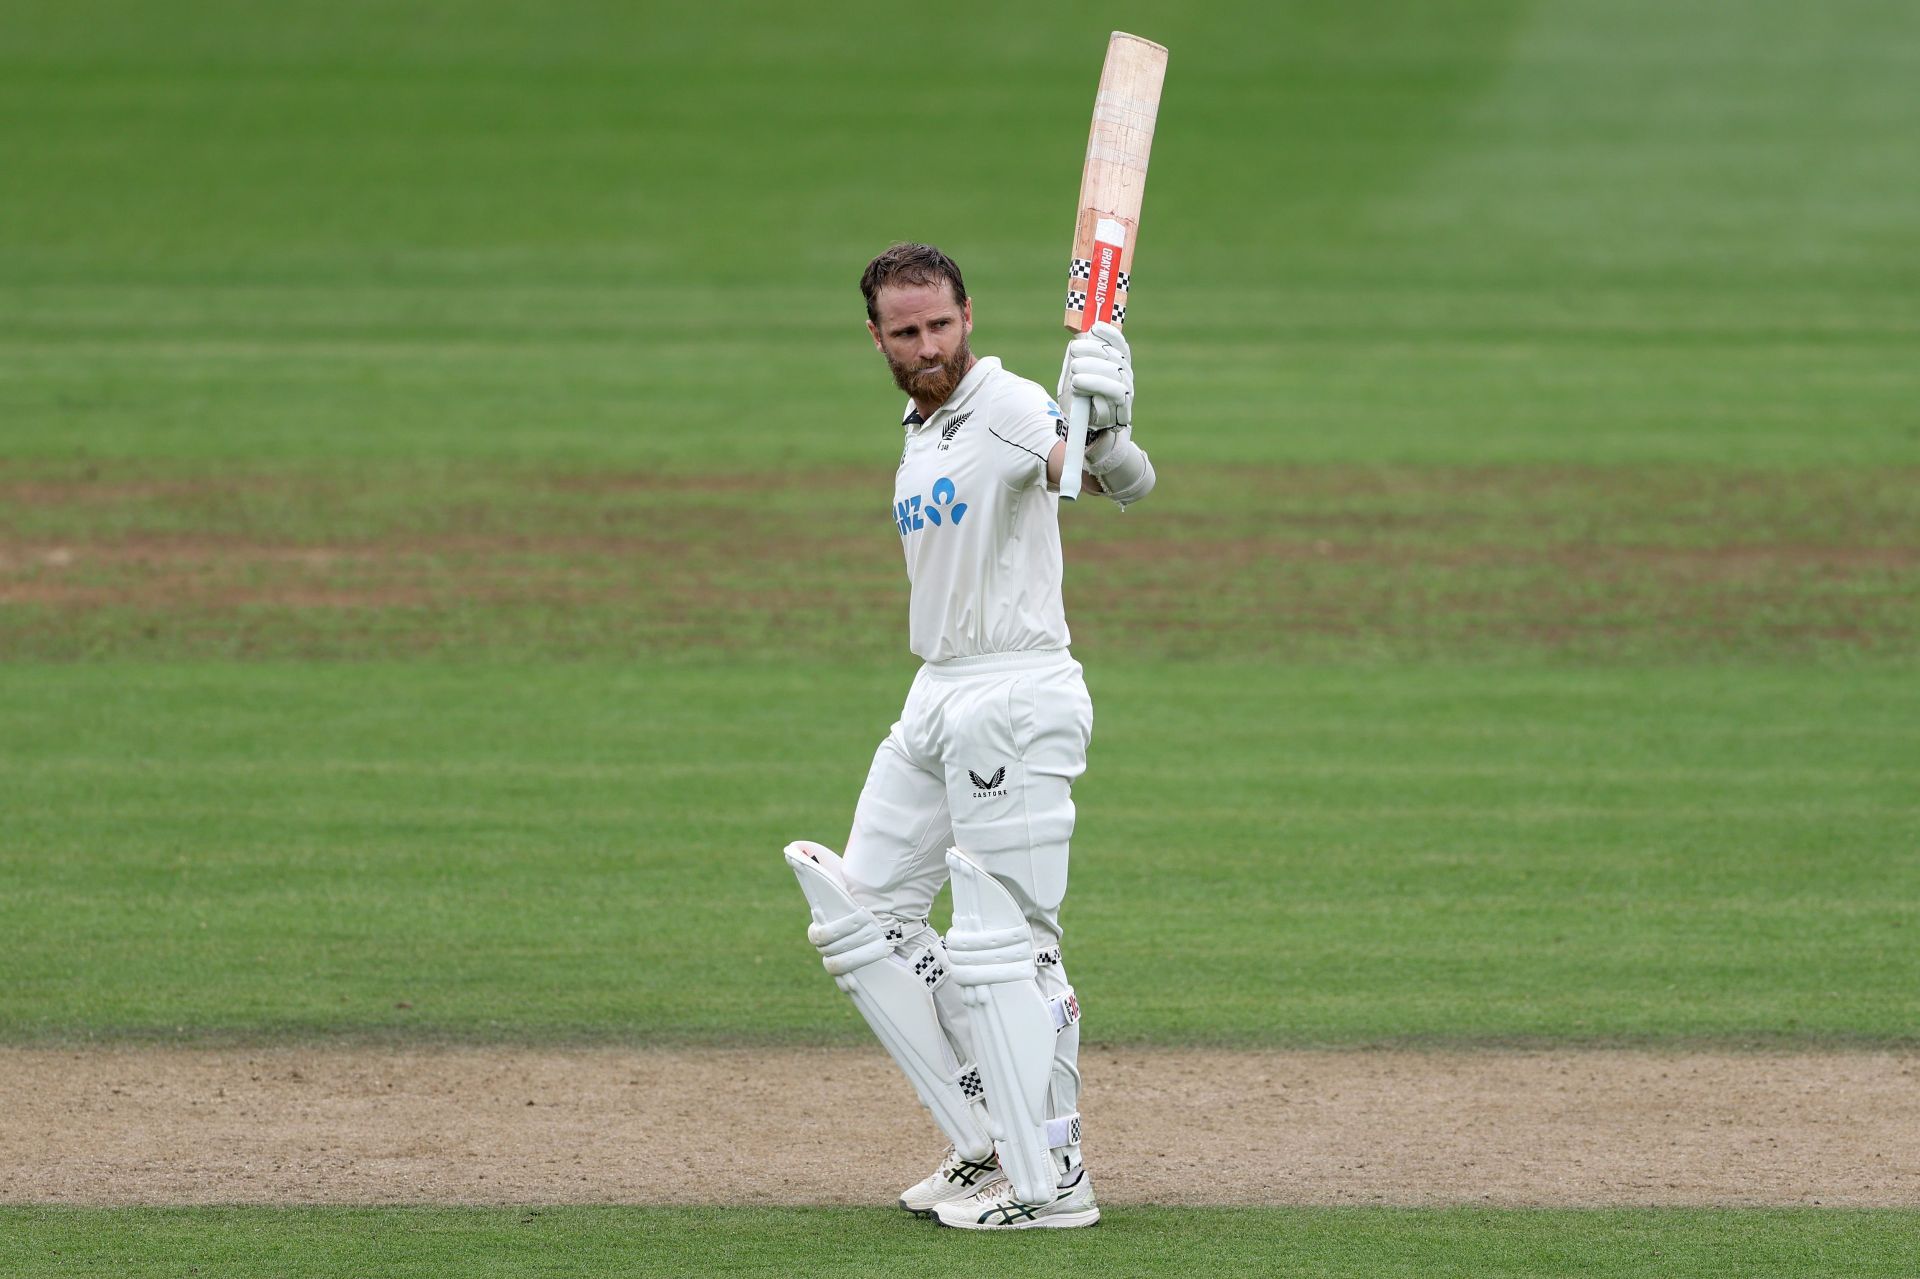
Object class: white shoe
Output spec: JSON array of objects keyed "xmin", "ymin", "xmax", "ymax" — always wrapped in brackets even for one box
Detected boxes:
[
  {"xmin": 932, "ymin": 1164, "xmax": 1100, "ymax": 1230},
  {"xmin": 898, "ymin": 1147, "xmax": 1003, "ymax": 1217}
]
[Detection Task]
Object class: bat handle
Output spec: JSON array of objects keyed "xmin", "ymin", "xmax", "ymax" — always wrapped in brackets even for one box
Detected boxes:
[{"xmin": 1060, "ymin": 393, "xmax": 1092, "ymax": 500}]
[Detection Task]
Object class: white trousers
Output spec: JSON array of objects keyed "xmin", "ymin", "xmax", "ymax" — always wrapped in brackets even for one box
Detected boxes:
[{"xmin": 843, "ymin": 647, "xmax": 1093, "ymax": 1151}]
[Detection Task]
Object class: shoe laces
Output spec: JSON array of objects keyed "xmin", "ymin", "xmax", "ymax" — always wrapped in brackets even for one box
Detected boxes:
[{"xmin": 969, "ymin": 1176, "xmax": 1015, "ymax": 1205}]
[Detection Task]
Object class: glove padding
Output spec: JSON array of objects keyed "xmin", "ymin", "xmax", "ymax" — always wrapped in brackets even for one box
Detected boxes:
[
  {"xmin": 1083, "ymin": 423, "xmax": 1137, "ymax": 477},
  {"xmin": 1082, "ymin": 423, "xmax": 1155, "ymax": 507},
  {"xmin": 1055, "ymin": 321, "xmax": 1132, "ymax": 430}
]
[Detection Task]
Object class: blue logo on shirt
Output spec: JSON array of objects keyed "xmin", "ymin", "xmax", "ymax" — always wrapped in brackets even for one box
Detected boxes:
[{"xmin": 896, "ymin": 477, "xmax": 968, "ymax": 536}]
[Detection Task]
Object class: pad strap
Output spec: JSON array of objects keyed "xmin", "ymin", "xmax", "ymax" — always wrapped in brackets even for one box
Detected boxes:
[
  {"xmin": 907, "ymin": 945, "xmax": 950, "ymax": 990},
  {"xmin": 1044, "ymin": 1112, "xmax": 1082, "ymax": 1149},
  {"xmin": 1049, "ymin": 987, "xmax": 1081, "ymax": 1033}
]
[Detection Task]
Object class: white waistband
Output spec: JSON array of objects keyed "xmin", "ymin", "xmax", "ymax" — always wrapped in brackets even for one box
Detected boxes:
[{"xmin": 922, "ymin": 647, "xmax": 1072, "ymax": 678}]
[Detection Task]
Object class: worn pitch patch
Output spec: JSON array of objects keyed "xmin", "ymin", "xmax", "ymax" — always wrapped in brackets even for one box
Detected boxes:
[{"xmin": 1, "ymin": 1046, "xmax": 1914, "ymax": 1207}]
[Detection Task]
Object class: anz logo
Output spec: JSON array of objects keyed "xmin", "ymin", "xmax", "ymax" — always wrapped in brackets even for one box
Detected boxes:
[{"xmin": 896, "ymin": 477, "xmax": 968, "ymax": 536}]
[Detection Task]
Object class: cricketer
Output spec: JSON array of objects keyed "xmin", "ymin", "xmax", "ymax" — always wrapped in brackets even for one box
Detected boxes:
[{"xmin": 783, "ymin": 242, "xmax": 1155, "ymax": 1229}]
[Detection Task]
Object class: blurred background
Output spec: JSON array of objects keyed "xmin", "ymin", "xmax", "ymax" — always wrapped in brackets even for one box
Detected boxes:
[{"xmin": 2, "ymin": 0, "xmax": 1915, "ymax": 1046}]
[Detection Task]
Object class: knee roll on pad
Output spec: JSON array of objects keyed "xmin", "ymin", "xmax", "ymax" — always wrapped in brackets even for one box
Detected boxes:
[
  {"xmin": 805, "ymin": 907, "xmax": 891, "ymax": 977},
  {"xmin": 946, "ymin": 923, "xmax": 1034, "ymax": 983},
  {"xmin": 784, "ymin": 841, "xmax": 992, "ymax": 1161}
]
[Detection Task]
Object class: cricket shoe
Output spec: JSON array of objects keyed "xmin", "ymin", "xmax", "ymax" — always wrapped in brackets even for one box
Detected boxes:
[
  {"xmin": 932, "ymin": 1164, "xmax": 1099, "ymax": 1230},
  {"xmin": 898, "ymin": 1147, "xmax": 1003, "ymax": 1217}
]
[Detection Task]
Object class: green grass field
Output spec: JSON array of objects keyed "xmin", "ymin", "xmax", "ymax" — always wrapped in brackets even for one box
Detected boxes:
[
  {"xmin": 3, "ymin": 0, "xmax": 1917, "ymax": 1272},
  {"xmin": 7, "ymin": 1207, "xmax": 1919, "ymax": 1279},
  {"xmin": 4, "ymin": 662, "xmax": 1916, "ymax": 1044}
]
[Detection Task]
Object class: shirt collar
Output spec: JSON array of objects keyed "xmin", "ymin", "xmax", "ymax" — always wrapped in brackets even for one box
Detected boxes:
[{"xmin": 901, "ymin": 356, "xmax": 999, "ymax": 432}]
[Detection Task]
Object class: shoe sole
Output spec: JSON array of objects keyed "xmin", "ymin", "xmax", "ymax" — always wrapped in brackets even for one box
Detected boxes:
[
  {"xmin": 902, "ymin": 1177, "xmax": 1009, "ymax": 1219},
  {"xmin": 901, "ymin": 1192, "xmax": 987, "ymax": 1219},
  {"xmin": 935, "ymin": 1207, "xmax": 1101, "ymax": 1230}
]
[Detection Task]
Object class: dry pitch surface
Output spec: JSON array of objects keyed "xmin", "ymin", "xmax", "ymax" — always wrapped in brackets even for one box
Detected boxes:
[{"xmin": 4, "ymin": 1048, "xmax": 1914, "ymax": 1208}]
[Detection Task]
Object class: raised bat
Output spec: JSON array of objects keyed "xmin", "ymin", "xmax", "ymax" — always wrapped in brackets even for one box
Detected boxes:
[{"xmin": 1059, "ymin": 31, "xmax": 1168, "ymax": 500}]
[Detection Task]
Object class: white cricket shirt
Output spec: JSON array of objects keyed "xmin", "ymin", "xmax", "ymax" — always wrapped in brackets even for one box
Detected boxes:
[{"xmin": 891, "ymin": 356, "xmax": 1069, "ymax": 663}]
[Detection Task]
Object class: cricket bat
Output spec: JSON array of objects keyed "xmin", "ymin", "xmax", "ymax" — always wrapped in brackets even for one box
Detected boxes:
[{"xmin": 1059, "ymin": 31, "xmax": 1168, "ymax": 500}]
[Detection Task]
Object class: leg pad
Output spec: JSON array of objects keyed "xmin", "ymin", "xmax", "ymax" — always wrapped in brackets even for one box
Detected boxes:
[
  {"xmin": 786, "ymin": 841, "xmax": 992, "ymax": 1161},
  {"xmin": 945, "ymin": 846, "xmax": 1066, "ymax": 1204}
]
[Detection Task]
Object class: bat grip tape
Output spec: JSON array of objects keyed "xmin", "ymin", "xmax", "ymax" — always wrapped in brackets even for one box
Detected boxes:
[{"xmin": 1059, "ymin": 394, "xmax": 1092, "ymax": 500}]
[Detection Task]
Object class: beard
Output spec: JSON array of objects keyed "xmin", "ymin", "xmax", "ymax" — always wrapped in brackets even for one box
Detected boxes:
[{"xmin": 886, "ymin": 337, "xmax": 972, "ymax": 407}]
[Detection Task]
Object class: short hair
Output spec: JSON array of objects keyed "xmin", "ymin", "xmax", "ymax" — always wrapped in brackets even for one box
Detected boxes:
[{"xmin": 860, "ymin": 243, "xmax": 967, "ymax": 324}]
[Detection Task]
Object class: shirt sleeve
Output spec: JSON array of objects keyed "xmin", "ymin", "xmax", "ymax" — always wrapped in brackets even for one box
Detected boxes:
[{"xmin": 987, "ymin": 383, "xmax": 1066, "ymax": 490}]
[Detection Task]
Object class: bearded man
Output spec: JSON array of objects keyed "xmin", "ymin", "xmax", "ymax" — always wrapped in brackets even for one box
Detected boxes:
[{"xmin": 784, "ymin": 242, "xmax": 1155, "ymax": 1230}]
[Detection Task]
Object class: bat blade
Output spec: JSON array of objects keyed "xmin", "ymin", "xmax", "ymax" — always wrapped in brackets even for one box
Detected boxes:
[{"xmin": 1059, "ymin": 31, "xmax": 1167, "ymax": 500}]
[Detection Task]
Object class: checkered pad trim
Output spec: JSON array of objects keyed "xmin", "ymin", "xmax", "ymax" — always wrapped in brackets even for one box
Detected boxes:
[
  {"xmin": 958, "ymin": 1066, "xmax": 985, "ymax": 1101},
  {"xmin": 912, "ymin": 949, "xmax": 947, "ymax": 988},
  {"xmin": 1036, "ymin": 947, "xmax": 1062, "ymax": 967},
  {"xmin": 1069, "ymin": 258, "xmax": 1092, "ymax": 280}
]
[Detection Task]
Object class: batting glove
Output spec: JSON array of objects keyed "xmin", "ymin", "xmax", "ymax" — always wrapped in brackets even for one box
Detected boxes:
[
  {"xmin": 1055, "ymin": 321, "xmax": 1133, "ymax": 430},
  {"xmin": 1084, "ymin": 423, "xmax": 1156, "ymax": 507}
]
